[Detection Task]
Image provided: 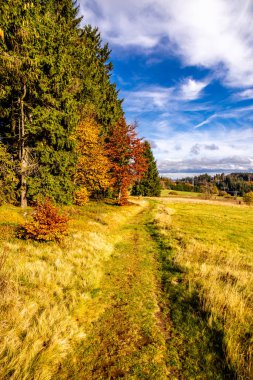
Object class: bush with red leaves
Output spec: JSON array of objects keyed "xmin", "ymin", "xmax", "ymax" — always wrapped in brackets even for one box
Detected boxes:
[{"xmin": 20, "ymin": 198, "xmax": 69, "ymax": 242}]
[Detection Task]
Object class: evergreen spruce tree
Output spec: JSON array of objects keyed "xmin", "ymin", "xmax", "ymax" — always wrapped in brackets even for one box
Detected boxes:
[
  {"xmin": 131, "ymin": 141, "xmax": 161, "ymax": 197},
  {"xmin": 25, "ymin": 0, "xmax": 82, "ymax": 204},
  {"xmin": 0, "ymin": 0, "xmax": 43, "ymax": 206},
  {"xmin": 76, "ymin": 25, "xmax": 123, "ymax": 131},
  {"xmin": 0, "ymin": 1, "xmax": 124, "ymax": 206},
  {"xmin": 0, "ymin": 0, "xmax": 81, "ymax": 205},
  {"xmin": 0, "ymin": 142, "xmax": 18, "ymax": 205}
]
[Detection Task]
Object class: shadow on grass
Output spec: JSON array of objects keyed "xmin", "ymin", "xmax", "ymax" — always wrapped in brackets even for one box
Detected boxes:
[{"xmin": 147, "ymin": 221, "xmax": 236, "ymax": 380}]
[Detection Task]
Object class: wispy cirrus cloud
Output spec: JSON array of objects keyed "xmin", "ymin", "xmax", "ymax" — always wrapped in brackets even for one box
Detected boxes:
[{"xmin": 193, "ymin": 114, "xmax": 217, "ymax": 129}]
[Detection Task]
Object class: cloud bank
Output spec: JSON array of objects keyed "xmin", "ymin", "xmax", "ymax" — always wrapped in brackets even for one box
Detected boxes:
[
  {"xmin": 151, "ymin": 126, "xmax": 253, "ymax": 174},
  {"xmin": 158, "ymin": 156, "xmax": 253, "ymax": 174},
  {"xmin": 80, "ymin": 0, "xmax": 253, "ymax": 87}
]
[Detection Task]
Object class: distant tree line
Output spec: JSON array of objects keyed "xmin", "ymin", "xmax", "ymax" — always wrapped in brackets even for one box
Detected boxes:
[
  {"xmin": 0, "ymin": 0, "xmax": 160, "ymax": 207},
  {"xmin": 161, "ymin": 173, "xmax": 253, "ymax": 196}
]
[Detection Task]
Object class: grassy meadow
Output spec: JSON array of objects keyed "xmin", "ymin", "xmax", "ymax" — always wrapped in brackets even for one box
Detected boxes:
[
  {"xmin": 153, "ymin": 199, "xmax": 253, "ymax": 379},
  {"xmin": 160, "ymin": 189, "xmax": 243, "ymax": 203},
  {"xmin": 0, "ymin": 197, "xmax": 252, "ymax": 379},
  {"xmin": 160, "ymin": 189, "xmax": 202, "ymax": 198}
]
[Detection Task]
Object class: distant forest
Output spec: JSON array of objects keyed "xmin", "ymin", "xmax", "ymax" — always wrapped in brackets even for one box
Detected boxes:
[{"xmin": 161, "ymin": 173, "xmax": 253, "ymax": 196}]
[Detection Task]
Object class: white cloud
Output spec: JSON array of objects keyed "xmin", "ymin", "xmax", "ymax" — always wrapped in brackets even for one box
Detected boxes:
[
  {"xmin": 122, "ymin": 81, "xmax": 210, "ymax": 117},
  {"xmin": 79, "ymin": 0, "xmax": 253, "ymax": 174},
  {"xmin": 79, "ymin": 0, "xmax": 253, "ymax": 87},
  {"xmin": 163, "ymin": 0, "xmax": 253, "ymax": 87},
  {"xmin": 180, "ymin": 78, "xmax": 207, "ymax": 100},
  {"xmin": 236, "ymin": 89, "xmax": 253, "ymax": 99},
  {"xmin": 79, "ymin": 0, "xmax": 163, "ymax": 47}
]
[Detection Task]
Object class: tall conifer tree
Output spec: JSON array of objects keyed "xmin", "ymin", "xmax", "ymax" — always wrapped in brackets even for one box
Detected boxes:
[
  {"xmin": 131, "ymin": 141, "xmax": 161, "ymax": 197},
  {"xmin": 0, "ymin": 1, "xmax": 125, "ymax": 206},
  {"xmin": 75, "ymin": 25, "xmax": 123, "ymax": 130},
  {"xmin": 0, "ymin": 1, "xmax": 80, "ymax": 205}
]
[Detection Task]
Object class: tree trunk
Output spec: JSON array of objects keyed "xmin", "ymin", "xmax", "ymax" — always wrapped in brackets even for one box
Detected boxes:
[
  {"xmin": 118, "ymin": 184, "xmax": 128, "ymax": 205},
  {"xmin": 20, "ymin": 83, "xmax": 27, "ymax": 208}
]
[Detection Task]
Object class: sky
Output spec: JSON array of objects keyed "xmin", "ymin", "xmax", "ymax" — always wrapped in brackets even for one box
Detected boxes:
[{"xmin": 78, "ymin": 0, "xmax": 253, "ymax": 178}]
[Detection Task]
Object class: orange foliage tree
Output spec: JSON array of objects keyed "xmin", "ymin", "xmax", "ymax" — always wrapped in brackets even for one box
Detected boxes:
[
  {"xmin": 106, "ymin": 118, "xmax": 148, "ymax": 205},
  {"xmin": 20, "ymin": 198, "xmax": 69, "ymax": 242},
  {"xmin": 73, "ymin": 109, "xmax": 111, "ymax": 201}
]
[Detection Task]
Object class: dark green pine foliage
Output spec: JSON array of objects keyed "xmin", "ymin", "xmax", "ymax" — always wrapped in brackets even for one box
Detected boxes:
[
  {"xmin": 26, "ymin": 0, "xmax": 82, "ymax": 204},
  {"xmin": 0, "ymin": 0, "xmax": 123, "ymax": 206},
  {"xmin": 131, "ymin": 141, "xmax": 161, "ymax": 197},
  {"xmin": 0, "ymin": 143, "xmax": 18, "ymax": 205},
  {"xmin": 76, "ymin": 25, "xmax": 123, "ymax": 131},
  {"xmin": 0, "ymin": 0, "xmax": 81, "ymax": 205},
  {"xmin": 0, "ymin": 0, "xmax": 42, "ymax": 207}
]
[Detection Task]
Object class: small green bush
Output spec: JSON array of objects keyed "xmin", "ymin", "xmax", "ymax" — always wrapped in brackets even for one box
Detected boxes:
[
  {"xmin": 243, "ymin": 192, "xmax": 253, "ymax": 205},
  {"xmin": 169, "ymin": 191, "xmax": 178, "ymax": 195},
  {"xmin": 218, "ymin": 190, "xmax": 227, "ymax": 197}
]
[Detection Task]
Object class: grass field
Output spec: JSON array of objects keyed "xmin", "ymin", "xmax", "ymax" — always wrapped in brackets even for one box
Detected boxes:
[
  {"xmin": 153, "ymin": 199, "xmax": 253, "ymax": 379},
  {"xmin": 161, "ymin": 189, "xmax": 202, "ymax": 197},
  {"xmin": 0, "ymin": 198, "xmax": 252, "ymax": 379},
  {"xmin": 160, "ymin": 189, "xmax": 243, "ymax": 203}
]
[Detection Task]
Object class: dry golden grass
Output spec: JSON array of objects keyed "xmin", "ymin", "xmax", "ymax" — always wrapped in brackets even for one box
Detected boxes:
[
  {"xmin": 154, "ymin": 200, "xmax": 253, "ymax": 379},
  {"xmin": 1, "ymin": 198, "xmax": 252, "ymax": 378},
  {"xmin": 0, "ymin": 202, "xmax": 147, "ymax": 379}
]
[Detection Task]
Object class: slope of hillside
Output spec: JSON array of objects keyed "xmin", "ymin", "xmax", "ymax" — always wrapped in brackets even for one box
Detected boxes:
[{"xmin": 0, "ymin": 198, "xmax": 252, "ymax": 379}]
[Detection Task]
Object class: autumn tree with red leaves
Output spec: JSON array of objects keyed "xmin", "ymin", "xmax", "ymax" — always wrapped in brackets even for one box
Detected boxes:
[{"xmin": 107, "ymin": 118, "xmax": 148, "ymax": 205}]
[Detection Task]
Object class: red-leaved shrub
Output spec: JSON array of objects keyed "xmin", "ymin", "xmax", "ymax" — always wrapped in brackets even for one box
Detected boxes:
[{"xmin": 20, "ymin": 198, "xmax": 69, "ymax": 242}]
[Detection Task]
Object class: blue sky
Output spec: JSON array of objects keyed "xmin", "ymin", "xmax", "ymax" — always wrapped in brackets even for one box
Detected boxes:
[{"xmin": 79, "ymin": 0, "xmax": 253, "ymax": 177}]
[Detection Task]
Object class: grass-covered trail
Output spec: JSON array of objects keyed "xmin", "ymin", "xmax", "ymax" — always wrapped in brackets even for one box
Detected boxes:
[
  {"xmin": 57, "ymin": 203, "xmax": 169, "ymax": 379},
  {"xmin": 57, "ymin": 200, "xmax": 232, "ymax": 379}
]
